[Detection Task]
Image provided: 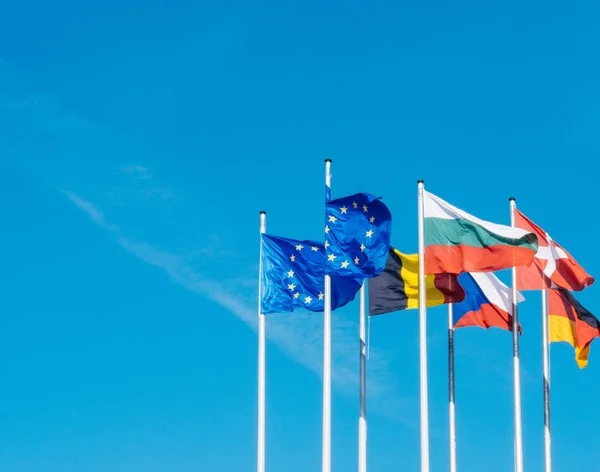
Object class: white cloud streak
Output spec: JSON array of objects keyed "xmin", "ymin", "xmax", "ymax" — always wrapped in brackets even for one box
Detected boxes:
[{"xmin": 64, "ymin": 190, "xmax": 410, "ymax": 421}]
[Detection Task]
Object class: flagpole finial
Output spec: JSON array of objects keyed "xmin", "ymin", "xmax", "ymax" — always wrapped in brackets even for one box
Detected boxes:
[
  {"xmin": 417, "ymin": 179, "xmax": 424, "ymax": 184},
  {"xmin": 325, "ymin": 158, "xmax": 332, "ymax": 163},
  {"xmin": 509, "ymin": 197, "xmax": 516, "ymax": 202},
  {"xmin": 259, "ymin": 210, "xmax": 266, "ymax": 214}
]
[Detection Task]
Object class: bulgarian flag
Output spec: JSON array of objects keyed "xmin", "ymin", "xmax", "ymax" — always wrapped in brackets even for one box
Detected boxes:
[
  {"xmin": 424, "ymin": 191, "xmax": 538, "ymax": 274},
  {"xmin": 515, "ymin": 209, "xmax": 594, "ymax": 292}
]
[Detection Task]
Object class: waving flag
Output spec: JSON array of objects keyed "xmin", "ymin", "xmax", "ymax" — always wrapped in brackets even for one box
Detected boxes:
[
  {"xmin": 368, "ymin": 247, "xmax": 465, "ymax": 315},
  {"xmin": 515, "ymin": 209, "xmax": 594, "ymax": 292},
  {"xmin": 453, "ymin": 272, "xmax": 524, "ymax": 331},
  {"xmin": 424, "ymin": 191, "xmax": 538, "ymax": 274},
  {"xmin": 325, "ymin": 193, "xmax": 392, "ymax": 278},
  {"xmin": 548, "ymin": 289, "xmax": 600, "ymax": 368},
  {"xmin": 260, "ymin": 234, "xmax": 362, "ymax": 314}
]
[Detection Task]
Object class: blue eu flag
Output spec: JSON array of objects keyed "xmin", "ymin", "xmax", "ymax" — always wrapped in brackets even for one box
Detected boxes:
[
  {"xmin": 325, "ymin": 193, "xmax": 392, "ymax": 278},
  {"xmin": 261, "ymin": 234, "xmax": 362, "ymax": 314}
]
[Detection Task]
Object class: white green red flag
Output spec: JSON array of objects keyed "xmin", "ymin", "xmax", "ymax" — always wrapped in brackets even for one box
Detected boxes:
[
  {"xmin": 424, "ymin": 191, "xmax": 538, "ymax": 274},
  {"xmin": 515, "ymin": 209, "xmax": 594, "ymax": 291}
]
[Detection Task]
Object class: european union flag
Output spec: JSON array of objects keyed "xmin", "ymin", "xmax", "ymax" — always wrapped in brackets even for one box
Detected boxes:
[
  {"xmin": 261, "ymin": 234, "xmax": 362, "ymax": 314},
  {"xmin": 325, "ymin": 193, "xmax": 392, "ymax": 278}
]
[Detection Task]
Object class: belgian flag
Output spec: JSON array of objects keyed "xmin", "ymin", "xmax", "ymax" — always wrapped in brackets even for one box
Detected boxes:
[
  {"xmin": 548, "ymin": 289, "xmax": 600, "ymax": 368},
  {"xmin": 368, "ymin": 247, "xmax": 465, "ymax": 316}
]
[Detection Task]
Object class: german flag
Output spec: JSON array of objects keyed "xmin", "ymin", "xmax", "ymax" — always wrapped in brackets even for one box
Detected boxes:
[
  {"xmin": 368, "ymin": 247, "xmax": 465, "ymax": 316},
  {"xmin": 548, "ymin": 289, "xmax": 600, "ymax": 368}
]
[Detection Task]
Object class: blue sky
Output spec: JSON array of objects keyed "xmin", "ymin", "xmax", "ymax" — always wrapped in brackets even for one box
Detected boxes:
[{"xmin": 1, "ymin": 1, "xmax": 599, "ymax": 471}]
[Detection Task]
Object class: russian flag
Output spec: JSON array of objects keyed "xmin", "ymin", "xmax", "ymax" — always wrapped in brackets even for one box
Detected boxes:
[{"xmin": 453, "ymin": 272, "xmax": 525, "ymax": 331}]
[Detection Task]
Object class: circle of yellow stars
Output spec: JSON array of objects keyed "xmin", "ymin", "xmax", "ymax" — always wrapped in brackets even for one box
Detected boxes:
[
  {"xmin": 285, "ymin": 243, "xmax": 324, "ymax": 305},
  {"xmin": 325, "ymin": 199, "xmax": 378, "ymax": 270}
]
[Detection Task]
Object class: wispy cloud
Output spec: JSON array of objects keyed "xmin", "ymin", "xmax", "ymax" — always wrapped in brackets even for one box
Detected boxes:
[{"xmin": 64, "ymin": 189, "xmax": 410, "ymax": 421}]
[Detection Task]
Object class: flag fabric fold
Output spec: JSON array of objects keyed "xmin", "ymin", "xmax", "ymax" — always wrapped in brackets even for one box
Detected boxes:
[
  {"xmin": 368, "ymin": 247, "xmax": 465, "ymax": 316},
  {"xmin": 260, "ymin": 234, "xmax": 362, "ymax": 314},
  {"xmin": 424, "ymin": 191, "xmax": 538, "ymax": 274},
  {"xmin": 548, "ymin": 289, "xmax": 600, "ymax": 368},
  {"xmin": 453, "ymin": 272, "xmax": 524, "ymax": 332},
  {"xmin": 325, "ymin": 193, "xmax": 392, "ymax": 278},
  {"xmin": 515, "ymin": 209, "xmax": 594, "ymax": 292}
]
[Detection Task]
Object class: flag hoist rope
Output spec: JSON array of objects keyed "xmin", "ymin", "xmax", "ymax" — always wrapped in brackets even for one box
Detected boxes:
[
  {"xmin": 509, "ymin": 198, "xmax": 524, "ymax": 472},
  {"xmin": 257, "ymin": 211, "xmax": 267, "ymax": 472}
]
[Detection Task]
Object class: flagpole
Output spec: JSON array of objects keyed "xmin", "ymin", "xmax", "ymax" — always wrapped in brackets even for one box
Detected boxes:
[
  {"xmin": 509, "ymin": 197, "xmax": 524, "ymax": 472},
  {"xmin": 358, "ymin": 282, "xmax": 367, "ymax": 472},
  {"xmin": 541, "ymin": 287, "xmax": 552, "ymax": 472},
  {"xmin": 448, "ymin": 302, "xmax": 457, "ymax": 472},
  {"xmin": 323, "ymin": 158, "xmax": 332, "ymax": 472},
  {"xmin": 257, "ymin": 210, "xmax": 267, "ymax": 472},
  {"xmin": 417, "ymin": 180, "xmax": 430, "ymax": 472}
]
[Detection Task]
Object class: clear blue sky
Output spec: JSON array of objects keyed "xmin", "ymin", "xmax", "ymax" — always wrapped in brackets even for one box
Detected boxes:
[{"xmin": 1, "ymin": 1, "xmax": 599, "ymax": 471}]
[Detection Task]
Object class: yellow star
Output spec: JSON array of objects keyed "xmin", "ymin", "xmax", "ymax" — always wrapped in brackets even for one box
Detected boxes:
[
  {"xmin": 287, "ymin": 270, "xmax": 295, "ymax": 278},
  {"xmin": 311, "ymin": 246, "xmax": 319, "ymax": 251},
  {"xmin": 325, "ymin": 225, "xmax": 330, "ymax": 234},
  {"xmin": 341, "ymin": 260, "xmax": 349, "ymax": 269},
  {"xmin": 288, "ymin": 283, "xmax": 296, "ymax": 291},
  {"xmin": 290, "ymin": 254, "xmax": 296, "ymax": 262},
  {"xmin": 366, "ymin": 230, "xmax": 374, "ymax": 238},
  {"xmin": 369, "ymin": 216, "xmax": 375, "ymax": 223},
  {"xmin": 296, "ymin": 244, "xmax": 304, "ymax": 251},
  {"xmin": 304, "ymin": 296, "xmax": 312, "ymax": 304},
  {"xmin": 354, "ymin": 256, "xmax": 360, "ymax": 265},
  {"xmin": 318, "ymin": 292, "xmax": 324, "ymax": 300},
  {"xmin": 294, "ymin": 292, "xmax": 300, "ymax": 299},
  {"xmin": 363, "ymin": 204, "xmax": 368, "ymax": 213},
  {"xmin": 324, "ymin": 241, "xmax": 330, "ymax": 249},
  {"xmin": 360, "ymin": 244, "xmax": 365, "ymax": 252},
  {"xmin": 341, "ymin": 206, "xmax": 348, "ymax": 214},
  {"xmin": 328, "ymin": 215, "xmax": 337, "ymax": 223},
  {"xmin": 328, "ymin": 253, "xmax": 337, "ymax": 262},
  {"xmin": 352, "ymin": 201, "xmax": 358, "ymax": 209}
]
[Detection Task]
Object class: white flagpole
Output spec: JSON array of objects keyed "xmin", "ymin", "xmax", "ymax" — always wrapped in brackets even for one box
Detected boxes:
[
  {"xmin": 257, "ymin": 210, "xmax": 267, "ymax": 472},
  {"xmin": 417, "ymin": 180, "xmax": 430, "ymax": 472},
  {"xmin": 358, "ymin": 282, "xmax": 367, "ymax": 472},
  {"xmin": 509, "ymin": 197, "xmax": 524, "ymax": 472},
  {"xmin": 541, "ymin": 286, "xmax": 552, "ymax": 472},
  {"xmin": 448, "ymin": 303, "xmax": 457, "ymax": 472},
  {"xmin": 323, "ymin": 158, "xmax": 332, "ymax": 472}
]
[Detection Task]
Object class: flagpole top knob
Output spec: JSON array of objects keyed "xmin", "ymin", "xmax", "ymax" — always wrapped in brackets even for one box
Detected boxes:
[
  {"xmin": 259, "ymin": 211, "xmax": 267, "ymax": 215},
  {"xmin": 509, "ymin": 197, "xmax": 516, "ymax": 202},
  {"xmin": 325, "ymin": 158, "xmax": 332, "ymax": 163},
  {"xmin": 417, "ymin": 179, "xmax": 424, "ymax": 184}
]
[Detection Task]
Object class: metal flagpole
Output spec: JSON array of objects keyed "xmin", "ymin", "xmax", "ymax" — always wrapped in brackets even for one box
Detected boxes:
[
  {"xmin": 257, "ymin": 211, "xmax": 267, "ymax": 472},
  {"xmin": 417, "ymin": 180, "xmax": 430, "ymax": 472},
  {"xmin": 323, "ymin": 159, "xmax": 332, "ymax": 472},
  {"xmin": 509, "ymin": 197, "xmax": 524, "ymax": 472},
  {"xmin": 448, "ymin": 303, "xmax": 457, "ymax": 472},
  {"xmin": 541, "ymin": 286, "xmax": 552, "ymax": 472},
  {"xmin": 358, "ymin": 282, "xmax": 367, "ymax": 472}
]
